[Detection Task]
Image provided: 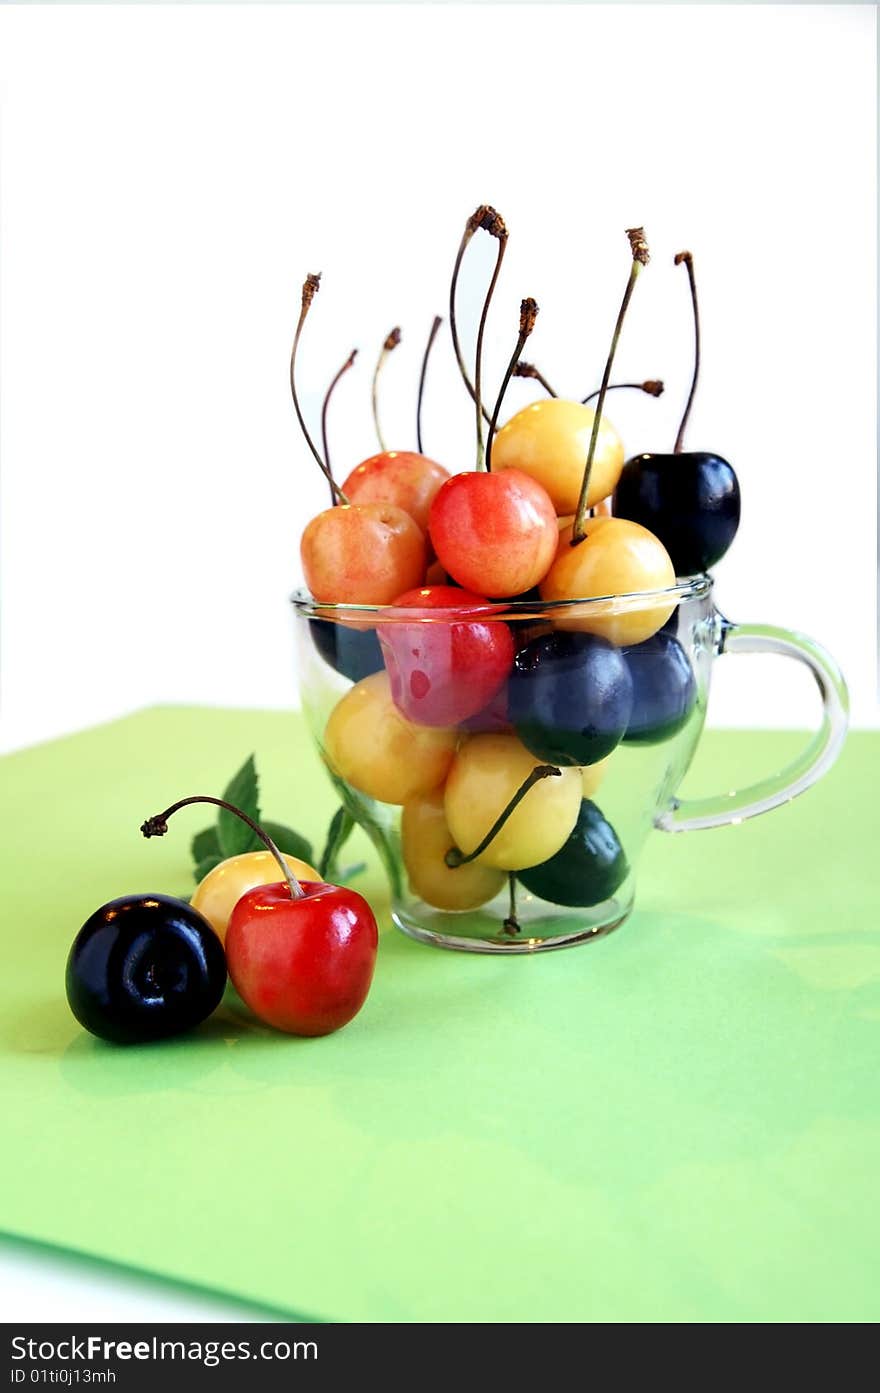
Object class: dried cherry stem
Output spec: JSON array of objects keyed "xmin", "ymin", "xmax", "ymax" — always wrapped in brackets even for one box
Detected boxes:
[
  {"xmin": 289, "ymin": 274, "xmax": 348, "ymax": 505},
  {"xmin": 583, "ymin": 379, "xmax": 664, "ymax": 403},
  {"xmin": 502, "ymin": 873, "xmax": 521, "ymax": 936},
  {"xmin": 372, "ymin": 327, "xmax": 402, "ymax": 453},
  {"xmin": 448, "ymin": 206, "xmax": 507, "ymax": 430},
  {"xmin": 141, "ymin": 797, "xmax": 304, "ymax": 900},
  {"xmin": 485, "ymin": 298, "xmax": 539, "ymax": 472},
  {"xmin": 513, "ymin": 361, "xmax": 558, "ymax": 397},
  {"xmin": 416, "ymin": 314, "xmax": 442, "ymax": 454},
  {"xmin": 444, "ymin": 764, "xmax": 561, "ymax": 868},
  {"xmin": 321, "ymin": 348, "xmax": 358, "ymax": 506},
  {"xmin": 673, "ymin": 251, "xmax": 700, "ymax": 453},
  {"xmin": 571, "ymin": 228, "xmax": 650, "ymax": 545}
]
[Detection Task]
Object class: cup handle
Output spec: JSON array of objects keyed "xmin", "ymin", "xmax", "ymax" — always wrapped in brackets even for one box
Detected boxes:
[{"xmin": 655, "ymin": 615, "xmax": 849, "ymax": 833}]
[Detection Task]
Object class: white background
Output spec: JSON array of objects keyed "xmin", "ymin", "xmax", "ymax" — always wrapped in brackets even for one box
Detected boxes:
[
  {"xmin": 0, "ymin": 0, "xmax": 875, "ymax": 1324},
  {"xmin": 0, "ymin": 3, "xmax": 876, "ymax": 754}
]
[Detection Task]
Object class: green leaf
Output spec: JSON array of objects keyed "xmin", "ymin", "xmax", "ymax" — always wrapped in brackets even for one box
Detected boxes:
[
  {"xmin": 217, "ymin": 754, "xmax": 262, "ymax": 858},
  {"xmin": 261, "ymin": 821, "xmax": 314, "ymax": 867},
  {"xmin": 337, "ymin": 860, "xmax": 367, "ymax": 885},
  {"xmin": 191, "ymin": 824, "xmax": 220, "ymax": 869},
  {"xmin": 319, "ymin": 806, "xmax": 356, "ymax": 881},
  {"xmin": 194, "ymin": 852, "xmax": 224, "ymax": 882}
]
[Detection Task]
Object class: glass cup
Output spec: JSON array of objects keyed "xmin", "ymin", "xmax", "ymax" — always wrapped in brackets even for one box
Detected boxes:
[{"xmin": 292, "ymin": 580, "xmax": 848, "ymax": 953}]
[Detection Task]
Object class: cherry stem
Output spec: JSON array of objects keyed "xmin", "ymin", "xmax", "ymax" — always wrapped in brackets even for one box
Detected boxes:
[
  {"xmin": 289, "ymin": 274, "xmax": 348, "ymax": 506},
  {"xmin": 485, "ymin": 298, "xmax": 539, "ymax": 472},
  {"xmin": 372, "ymin": 327, "xmax": 402, "ymax": 452},
  {"xmin": 513, "ymin": 362, "xmax": 558, "ymax": 397},
  {"xmin": 473, "ymin": 230, "xmax": 507, "ymax": 470},
  {"xmin": 319, "ymin": 348, "xmax": 358, "ymax": 507},
  {"xmin": 416, "ymin": 315, "xmax": 442, "ymax": 454},
  {"xmin": 673, "ymin": 251, "xmax": 700, "ymax": 453},
  {"xmin": 571, "ymin": 228, "xmax": 650, "ymax": 545},
  {"xmin": 140, "ymin": 796, "xmax": 305, "ymax": 901},
  {"xmin": 583, "ymin": 379, "xmax": 664, "ymax": 403},
  {"xmin": 444, "ymin": 765, "xmax": 561, "ymax": 868},
  {"xmin": 448, "ymin": 206, "xmax": 507, "ymax": 428},
  {"xmin": 503, "ymin": 873, "xmax": 521, "ymax": 936}
]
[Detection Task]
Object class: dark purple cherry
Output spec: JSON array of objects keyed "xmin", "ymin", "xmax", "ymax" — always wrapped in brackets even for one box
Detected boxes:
[
  {"xmin": 309, "ymin": 619, "xmax": 384, "ymax": 683},
  {"xmin": 518, "ymin": 800, "xmax": 629, "ymax": 907},
  {"xmin": 622, "ymin": 631, "xmax": 697, "ymax": 745},
  {"xmin": 508, "ymin": 630, "xmax": 633, "ymax": 768}
]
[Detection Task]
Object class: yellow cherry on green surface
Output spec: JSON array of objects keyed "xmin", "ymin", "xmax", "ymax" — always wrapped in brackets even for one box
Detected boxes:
[
  {"xmin": 540, "ymin": 515, "xmax": 676, "ymax": 646},
  {"xmin": 444, "ymin": 734, "xmax": 581, "ymax": 871},
  {"xmin": 401, "ymin": 790, "xmax": 506, "ymax": 911},
  {"xmin": 191, "ymin": 849, "xmax": 320, "ymax": 943},
  {"xmin": 323, "ymin": 671, "xmax": 458, "ymax": 806},
  {"xmin": 491, "ymin": 399, "xmax": 624, "ymax": 516}
]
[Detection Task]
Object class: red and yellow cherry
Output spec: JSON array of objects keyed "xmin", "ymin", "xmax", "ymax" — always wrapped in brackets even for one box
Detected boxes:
[
  {"xmin": 401, "ymin": 789, "xmax": 506, "ymax": 911},
  {"xmin": 191, "ymin": 849, "xmax": 319, "ymax": 943},
  {"xmin": 491, "ymin": 399, "xmax": 624, "ymax": 516},
  {"xmin": 540, "ymin": 516, "xmax": 676, "ymax": 645},
  {"xmin": 444, "ymin": 734, "xmax": 581, "ymax": 870},
  {"xmin": 301, "ymin": 502, "xmax": 426, "ymax": 605},
  {"xmin": 428, "ymin": 469, "xmax": 557, "ymax": 598},
  {"xmin": 140, "ymin": 794, "xmax": 378, "ymax": 1038},
  {"xmin": 323, "ymin": 670, "xmax": 457, "ymax": 805},
  {"xmin": 226, "ymin": 879, "xmax": 377, "ymax": 1037},
  {"xmin": 378, "ymin": 585, "xmax": 514, "ymax": 727},
  {"xmin": 340, "ymin": 451, "xmax": 450, "ymax": 535}
]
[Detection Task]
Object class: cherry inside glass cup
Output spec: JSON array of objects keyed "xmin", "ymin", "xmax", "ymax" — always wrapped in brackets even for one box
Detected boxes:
[{"xmin": 294, "ymin": 582, "xmax": 848, "ymax": 954}]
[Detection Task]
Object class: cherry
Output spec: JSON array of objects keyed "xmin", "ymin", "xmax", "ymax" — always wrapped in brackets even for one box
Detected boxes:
[
  {"xmin": 540, "ymin": 515, "xmax": 676, "ymax": 646},
  {"xmin": 621, "ymin": 631, "xmax": 697, "ymax": 745},
  {"xmin": 492, "ymin": 399, "xmax": 624, "ymax": 516},
  {"xmin": 141, "ymin": 796, "xmax": 378, "ymax": 1037},
  {"xmin": 340, "ymin": 451, "xmax": 449, "ymax": 535},
  {"xmin": 402, "ymin": 789, "xmax": 506, "ymax": 911},
  {"xmin": 301, "ymin": 502, "xmax": 426, "ymax": 605},
  {"xmin": 290, "ymin": 274, "xmax": 427, "ymax": 604},
  {"xmin": 428, "ymin": 469, "xmax": 557, "ymax": 598},
  {"xmin": 323, "ymin": 670, "xmax": 457, "ymax": 805},
  {"xmin": 508, "ymin": 630, "xmax": 633, "ymax": 768},
  {"xmin": 66, "ymin": 893, "xmax": 226, "ymax": 1045},
  {"xmin": 378, "ymin": 585, "xmax": 514, "ymax": 727},
  {"xmin": 191, "ymin": 848, "xmax": 319, "ymax": 943},
  {"xmin": 518, "ymin": 800, "xmax": 629, "ymax": 908},
  {"xmin": 309, "ymin": 618, "xmax": 384, "ymax": 683},
  {"xmin": 612, "ymin": 251, "xmax": 740, "ymax": 574}
]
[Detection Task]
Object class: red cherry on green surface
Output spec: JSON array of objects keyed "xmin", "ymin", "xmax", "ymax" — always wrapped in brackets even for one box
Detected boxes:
[
  {"xmin": 340, "ymin": 451, "xmax": 450, "ymax": 534},
  {"xmin": 226, "ymin": 880, "xmax": 378, "ymax": 1038},
  {"xmin": 378, "ymin": 585, "xmax": 514, "ymax": 727},
  {"xmin": 427, "ymin": 469, "xmax": 557, "ymax": 598}
]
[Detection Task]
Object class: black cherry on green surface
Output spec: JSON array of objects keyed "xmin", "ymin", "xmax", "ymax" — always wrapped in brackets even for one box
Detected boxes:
[
  {"xmin": 371, "ymin": 326, "xmax": 402, "ymax": 453},
  {"xmin": 570, "ymin": 227, "xmax": 650, "ymax": 545},
  {"xmin": 289, "ymin": 273, "xmax": 348, "ymax": 505},
  {"xmin": 485, "ymin": 297, "xmax": 539, "ymax": 472},
  {"xmin": 417, "ymin": 314, "xmax": 443, "ymax": 454},
  {"xmin": 320, "ymin": 347, "xmax": 358, "ymax": 505}
]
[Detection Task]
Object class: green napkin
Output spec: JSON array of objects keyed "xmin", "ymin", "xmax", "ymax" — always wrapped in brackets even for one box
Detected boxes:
[{"xmin": 1, "ymin": 708, "xmax": 877, "ymax": 1322}]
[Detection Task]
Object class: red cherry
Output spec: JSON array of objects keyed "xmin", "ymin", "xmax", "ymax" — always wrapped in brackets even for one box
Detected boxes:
[
  {"xmin": 226, "ymin": 880, "xmax": 378, "ymax": 1037},
  {"xmin": 340, "ymin": 451, "xmax": 450, "ymax": 534},
  {"xmin": 427, "ymin": 470, "xmax": 557, "ymax": 597},
  {"xmin": 379, "ymin": 585, "xmax": 514, "ymax": 728},
  {"xmin": 301, "ymin": 502, "xmax": 426, "ymax": 604}
]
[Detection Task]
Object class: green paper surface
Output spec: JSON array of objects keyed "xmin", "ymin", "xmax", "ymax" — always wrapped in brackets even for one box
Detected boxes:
[{"xmin": 1, "ymin": 708, "xmax": 878, "ymax": 1323}]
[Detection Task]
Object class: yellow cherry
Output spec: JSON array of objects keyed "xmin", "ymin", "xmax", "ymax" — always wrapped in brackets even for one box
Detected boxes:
[
  {"xmin": 192, "ymin": 850, "xmax": 319, "ymax": 943},
  {"xmin": 540, "ymin": 515, "xmax": 676, "ymax": 645},
  {"xmin": 492, "ymin": 399, "xmax": 624, "ymax": 516},
  {"xmin": 401, "ymin": 789, "xmax": 506, "ymax": 910},
  {"xmin": 323, "ymin": 671, "xmax": 457, "ymax": 805},
  {"xmin": 444, "ymin": 734, "xmax": 581, "ymax": 871}
]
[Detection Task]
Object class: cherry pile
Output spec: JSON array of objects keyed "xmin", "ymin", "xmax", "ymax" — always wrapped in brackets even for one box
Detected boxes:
[{"xmin": 296, "ymin": 209, "xmax": 740, "ymax": 928}]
